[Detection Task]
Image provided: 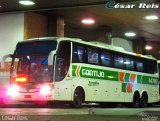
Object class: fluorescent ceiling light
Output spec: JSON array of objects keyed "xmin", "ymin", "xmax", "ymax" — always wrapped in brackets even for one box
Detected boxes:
[
  {"xmin": 125, "ymin": 32, "xmax": 136, "ymax": 37},
  {"xmin": 81, "ymin": 18, "xmax": 95, "ymax": 25},
  {"xmin": 145, "ymin": 15, "xmax": 158, "ymax": 20},
  {"xmin": 19, "ymin": 0, "xmax": 35, "ymax": 6},
  {"xmin": 145, "ymin": 45, "xmax": 152, "ymax": 50}
]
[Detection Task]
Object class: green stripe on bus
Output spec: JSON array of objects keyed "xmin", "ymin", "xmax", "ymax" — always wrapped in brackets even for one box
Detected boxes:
[
  {"xmin": 72, "ymin": 65, "xmax": 158, "ymax": 85},
  {"xmin": 141, "ymin": 76, "xmax": 158, "ymax": 85},
  {"xmin": 72, "ymin": 65, "xmax": 77, "ymax": 77},
  {"xmin": 124, "ymin": 73, "xmax": 130, "ymax": 83},
  {"xmin": 122, "ymin": 83, "xmax": 127, "ymax": 92},
  {"xmin": 137, "ymin": 75, "xmax": 142, "ymax": 84},
  {"xmin": 79, "ymin": 66, "xmax": 118, "ymax": 81}
]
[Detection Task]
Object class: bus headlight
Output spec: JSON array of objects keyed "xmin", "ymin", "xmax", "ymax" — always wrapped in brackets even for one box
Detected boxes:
[
  {"xmin": 7, "ymin": 85, "xmax": 19, "ymax": 97},
  {"xmin": 40, "ymin": 85, "xmax": 51, "ymax": 95}
]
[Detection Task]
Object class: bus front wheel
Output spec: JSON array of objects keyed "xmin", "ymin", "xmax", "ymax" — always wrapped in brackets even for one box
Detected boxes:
[{"xmin": 70, "ymin": 88, "xmax": 84, "ymax": 108}]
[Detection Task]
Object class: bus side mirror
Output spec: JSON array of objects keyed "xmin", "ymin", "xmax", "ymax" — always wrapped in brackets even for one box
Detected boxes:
[
  {"xmin": 48, "ymin": 51, "xmax": 56, "ymax": 66},
  {"xmin": 1, "ymin": 54, "xmax": 12, "ymax": 69}
]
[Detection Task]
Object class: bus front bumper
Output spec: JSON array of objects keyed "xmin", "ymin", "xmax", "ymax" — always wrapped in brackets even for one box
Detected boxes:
[
  {"xmin": 7, "ymin": 92, "xmax": 53, "ymax": 102},
  {"xmin": 6, "ymin": 85, "xmax": 54, "ymax": 102}
]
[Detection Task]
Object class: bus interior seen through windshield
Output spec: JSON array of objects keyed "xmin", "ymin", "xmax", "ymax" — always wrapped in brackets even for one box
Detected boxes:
[{"xmin": 11, "ymin": 40, "xmax": 57, "ymax": 84}]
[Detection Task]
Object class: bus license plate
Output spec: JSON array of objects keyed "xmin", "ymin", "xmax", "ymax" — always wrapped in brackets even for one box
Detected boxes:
[{"xmin": 24, "ymin": 95, "xmax": 32, "ymax": 98}]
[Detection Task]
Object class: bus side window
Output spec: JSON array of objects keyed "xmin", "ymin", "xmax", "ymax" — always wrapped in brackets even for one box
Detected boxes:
[
  {"xmin": 72, "ymin": 44, "xmax": 85, "ymax": 63},
  {"xmin": 136, "ymin": 61, "xmax": 143, "ymax": 72},
  {"xmin": 87, "ymin": 48, "xmax": 99, "ymax": 64},
  {"xmin": 114, "ymin": 54, "xmax": 124, "ymax": 69},
  {"xmin": 77, "ymin": 47, "xmax": 84, "ymax": 62},
  {"xmin": 124, "ymin": 58, "xmax": 134, "ymax": 70},
  {"xmin": 147, "ymin": 60, "xmax": 157, "ymax": 74},
  {"xmin": 101, "ymin": 51, "xmax": 111, "ymax": 66}
]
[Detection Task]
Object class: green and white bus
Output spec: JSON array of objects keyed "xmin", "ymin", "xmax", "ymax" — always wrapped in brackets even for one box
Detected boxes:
[{"xmin": 1, "ymin": 37, "xmax": 159, "ymax": 108}]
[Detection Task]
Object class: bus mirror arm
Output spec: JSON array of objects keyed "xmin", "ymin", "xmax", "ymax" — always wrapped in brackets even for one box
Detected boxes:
[
  {"xmin": 1, "ymin": 54, "xmax": 12, "ymax": 69},
  {"xmin": 48, "ymin": 51, "xmax": 56, "ymax": 66}
]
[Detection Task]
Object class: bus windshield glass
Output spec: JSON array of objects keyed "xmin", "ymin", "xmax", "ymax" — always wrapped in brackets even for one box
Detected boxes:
[
  {"xmin": 15, "ymin": 41, "xmax": 57, "ymax": 55},
  {"xmin": 11, "ymin": 41, "xmax": 57, "ymax": 83}
]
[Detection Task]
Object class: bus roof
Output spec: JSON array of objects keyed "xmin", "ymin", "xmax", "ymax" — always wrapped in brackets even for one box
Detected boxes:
[
  {"xmin": 23, "ymin": 37, "xmax": 82, "ymax": 42},
  {"xmin": 21, "ymin": 37, "xmax": 157, "ymax": 61}
]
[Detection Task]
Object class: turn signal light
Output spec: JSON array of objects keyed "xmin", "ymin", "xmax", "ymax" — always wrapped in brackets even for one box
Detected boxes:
[{"xmin": 13, "ymin": 76, "xmax": 28, "ymax": 83}]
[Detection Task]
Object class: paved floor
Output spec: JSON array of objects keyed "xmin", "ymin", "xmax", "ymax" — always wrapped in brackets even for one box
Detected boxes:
[{"xmin": 0, "ymin": 106, "xmax": 160, "ymax": 121}]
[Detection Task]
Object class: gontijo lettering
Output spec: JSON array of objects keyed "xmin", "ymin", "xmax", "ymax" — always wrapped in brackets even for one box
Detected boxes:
[{"xmin": 82, "ymin": 69, "xmax": 105, "ymax": 78}]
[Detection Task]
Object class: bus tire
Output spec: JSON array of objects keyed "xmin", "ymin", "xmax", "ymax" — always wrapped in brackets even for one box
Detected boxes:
[
  {"xmin": 70, "ymin": 88, "xmax": 84, "ymax": 108},
  {"xmin": 140, "ymin": 92, "xmax": 148, "ymax": 108},
  {"xmin": 132, "ymin": 92, "xmax": 140, "ymax": 108}
]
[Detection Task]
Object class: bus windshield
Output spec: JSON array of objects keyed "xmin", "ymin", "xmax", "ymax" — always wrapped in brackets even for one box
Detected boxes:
[
  {"xmin": 15, "ymin": 41, "xmax": 57, "ymax": 55},
  {"xmin": 11, "ymin": 41, "xmax": 57, "ymax": 83}
]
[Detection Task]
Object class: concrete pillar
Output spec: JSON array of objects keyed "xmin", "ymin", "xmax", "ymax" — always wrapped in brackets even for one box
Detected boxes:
[
  {"xmin": 24, "ymin": 12, "xmax": 65, "ymax": 39},
  {"xmin": 24, "ymin": 12, "xmax": 48, "ymax": 39},
  {"xmin": 48, "ymin": 16, "xmax": 57, "ymax": 36},
  {"xmin": 133, "ymin": 37, "xmax": 146, "ymax": 54},
  {"xmin": 48, "ymin": 16, "xmax": 64, "ymax": 37},
  {"xmin": 56, "ymin": 16, "xmax": 64, "ymax": 37}
]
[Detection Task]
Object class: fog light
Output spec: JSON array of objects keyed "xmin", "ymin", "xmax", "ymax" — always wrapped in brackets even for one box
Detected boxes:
[{"xmin": 7, "ymin": 85, "xmax": 19, "ymax": 97}]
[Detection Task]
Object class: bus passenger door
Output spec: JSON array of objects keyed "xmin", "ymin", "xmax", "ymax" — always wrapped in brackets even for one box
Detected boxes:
[{"xmin": 54, "ymin": 41, "xmax": 72, "ymax": 101}]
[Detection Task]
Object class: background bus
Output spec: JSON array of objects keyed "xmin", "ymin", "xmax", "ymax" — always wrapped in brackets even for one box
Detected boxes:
[{"xmin": 1, "ymin": 37, "xmax": 159, "ymax": 108}]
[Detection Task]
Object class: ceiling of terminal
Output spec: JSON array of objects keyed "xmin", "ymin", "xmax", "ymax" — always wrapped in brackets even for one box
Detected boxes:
[{"xmin": 0, "ymin": 0, "xmax": 159, "ymax": 41}]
